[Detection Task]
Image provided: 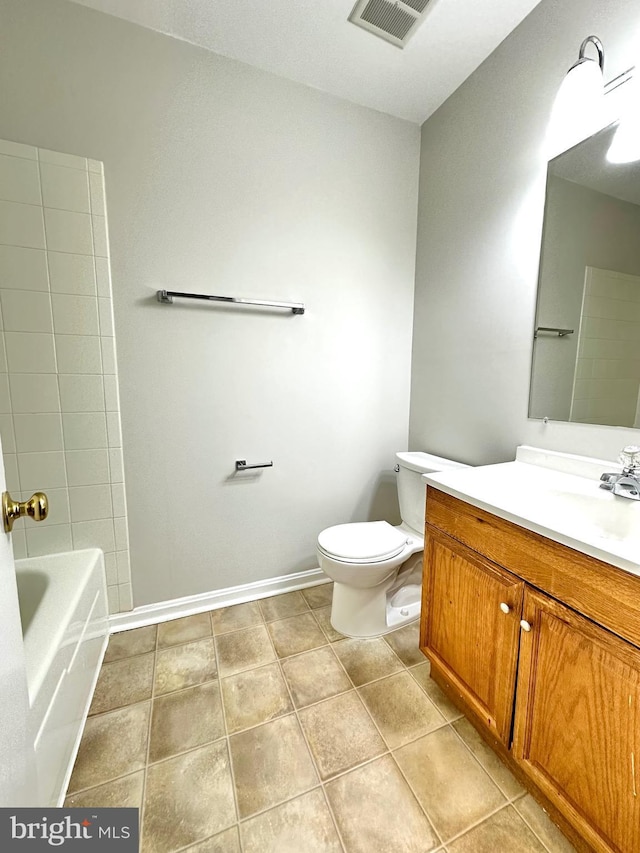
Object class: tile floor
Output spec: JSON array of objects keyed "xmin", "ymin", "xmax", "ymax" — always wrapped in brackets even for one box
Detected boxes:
[{"xmin": 66, "ymin": 584, "xmax": 576, "ymax": 853}]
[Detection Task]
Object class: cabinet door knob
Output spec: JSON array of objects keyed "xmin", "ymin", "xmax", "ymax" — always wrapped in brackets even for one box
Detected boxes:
[
  {"xmin": 499, "ymin": 602, "xmax": 511, "ymax": 614},
  {"xmin": 520, "ymin": 619, "xmax": 532, "ymax": 632}
]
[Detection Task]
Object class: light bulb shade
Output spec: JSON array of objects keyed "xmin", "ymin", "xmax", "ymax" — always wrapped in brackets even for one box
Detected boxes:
[
  {"xmin": 547, "ymin": 59, "xmax": 605, "ymax": 157},
  {"xmin": 607, "ymin": 72, "xmax": 640, "ymax": 164}
]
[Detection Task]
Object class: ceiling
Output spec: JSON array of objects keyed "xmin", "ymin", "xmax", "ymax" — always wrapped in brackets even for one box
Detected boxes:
[{"xmin": 69, "ymin": 0, "xmax": 542, "ymax": 124}]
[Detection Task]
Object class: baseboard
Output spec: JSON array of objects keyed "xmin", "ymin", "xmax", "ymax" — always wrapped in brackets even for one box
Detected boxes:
[{"xmin": 108, "ymin": 567, "xmax": 330, "ymax": 633}]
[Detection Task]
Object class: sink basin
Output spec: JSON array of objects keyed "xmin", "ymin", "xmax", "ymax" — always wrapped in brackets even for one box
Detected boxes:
[{"xmin": 422, "ymin": 446, "xmax": 640, "ymax": 578}]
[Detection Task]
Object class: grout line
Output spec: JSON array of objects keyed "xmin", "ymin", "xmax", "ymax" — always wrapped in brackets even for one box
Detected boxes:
[
  {"xmin": 137, "ymin": 625, "xmax": 159, "ymax": 847},
  {"xmin": 511, "ymin": 796, "xmax": 574, "ymax": 853}
]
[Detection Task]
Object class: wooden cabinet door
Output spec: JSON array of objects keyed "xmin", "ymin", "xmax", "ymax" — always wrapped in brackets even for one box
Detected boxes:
[
  {"xmin": 420, "ymin": 527, "xmax": 524, "ymax": 744},
  {"xmin": 514, "ymin": 588, "xmax": 640, "ymax": 853}
]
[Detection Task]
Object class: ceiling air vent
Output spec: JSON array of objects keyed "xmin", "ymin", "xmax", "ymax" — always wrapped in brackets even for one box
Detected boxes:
[{"xmin": 349, "ymin": 0, "xmax": 432, "ymax": 48}]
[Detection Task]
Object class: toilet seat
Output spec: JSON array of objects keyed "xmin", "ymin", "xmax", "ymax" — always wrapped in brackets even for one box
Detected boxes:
[{"xmin": 317, "ymin": 521, "xmax": 409, "ymax": 564}]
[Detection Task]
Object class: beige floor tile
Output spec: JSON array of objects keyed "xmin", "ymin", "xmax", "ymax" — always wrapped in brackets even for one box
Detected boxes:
[
  {"xmin": 259, "ymin": 591, "xmax": 309, "ymax": 622},
  {"xmin": 154, "ymin": 638, "xmax": 217, "ymax": 695},
  {"xmin": 409, "ymin": 662, "xmax": 463, "ymax": 721},
  {"xmin": 68, "ymin": 702, "xmax": 150, "ymax": 793},
  {"xmin": 229, "ymin": 714, "xmax": 319, "ymax": 818},
  {"xmin": 281, "ymin": 645, "xmax": 351, "ymax": 708},
  {"xmin": 514, "ymin": 794, "xmax": 577, "ymax": 852},
  {"xmin": 301, "ymin": 583, "xmax": 334, "ymax": 610},
  {"xmin": 104, "ymin": 625, "xmax": 157, "ymax": 662},
  {"xmin": 448, "ymin": 806, "xmax": 547, "ymax": 853},
  {"xmin": 394, "ymin": 727, "xmax": 506, "ymax": 841},
  {"xmin": 215, "ymin": 625, "xmax": 276, "ymax": 677},
  {"xmin": 157, "ymin": 612, "xmax": 212, "ymax": 648},
  {"xmin": 325, "ymin": 754, "xmax": 439, "ymax": 853},
  {"xmin": 210, "ymin": 601, "xmax": 263, "ymax": 635},
  {"xmin": 142, "ymin": 741, "xmax": 236, "ymax": 853},
  {"xmin": 181, "ymin": 827, "xmax": 241, "ymax": 852},
  {"xmin": 267, "ymin": 612, "xmax": 327, "ymax": 658},
  {"xmin": 452, "ymin": 717, "xmax": 525, "ymax": 800},
  {"xmin": 384, "ymin": 621, "xmax": 426, "ymax": 667},
  {"xmin": 359, "ymin": 671, "xmax": 446, "ymax": 749},
  {"xmin": 298, "ymin": 690, "xmax": 386, "ymax": 780},
  {"xmin": 333, "ymin": 637, "xmax": 403, "ymax": 686},
  {"xmin": 64, "ymin": 771, "xmax": 144, "ymax": 808},
  {"xmin": 313, "ymin": 606, "xmax": 345, "ymax": 642},
  {"xmin": 221, "ymin": 662, "xmax": 293, "ymax": 733},
  {"xmin": 241, "ymin": 789, "xmax": 342, "ymax": 853},
  {"xmin": 89, "ymin": 652, "xmax": 154, "ymax": 715},
  {"xmin": 149, "ymin": 681, "xmax": 225, "ymax": 763}
]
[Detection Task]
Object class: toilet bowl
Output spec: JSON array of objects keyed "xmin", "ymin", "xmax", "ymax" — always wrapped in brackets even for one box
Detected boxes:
[{"xmin": 317, "ymin": 451, "xmax": 469, "ymax": 638}]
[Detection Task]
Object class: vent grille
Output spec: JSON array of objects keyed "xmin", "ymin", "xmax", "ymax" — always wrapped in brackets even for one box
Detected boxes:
[
  {"xmin": 359, "ymin": 0, "xmax": 416, "ymax": 42},
  {"xmin": 349, "ymin": 0, "xmax": 433, "ymax": 48},
  {"xmin": 401, "ymin": 0, "xmax": 431, "ymax": 13}
]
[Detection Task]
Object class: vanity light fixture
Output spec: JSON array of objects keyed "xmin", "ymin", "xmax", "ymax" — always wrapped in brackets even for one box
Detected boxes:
[{"xmin": 547, "ymin": 36, "xmax": 605, "ymax": 156}]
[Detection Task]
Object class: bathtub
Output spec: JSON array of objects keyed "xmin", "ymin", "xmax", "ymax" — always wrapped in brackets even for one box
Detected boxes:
[{"xmin": 15, "ymin": 549, "xmax": 108, "ymax": 806}]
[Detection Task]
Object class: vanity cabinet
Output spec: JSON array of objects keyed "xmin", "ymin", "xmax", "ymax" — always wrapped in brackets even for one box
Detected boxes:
[
  {"xmin": 421, "ymin": 487, "xmax": 640, "ymax": 853},
  {"xmin": 422, "ymin": 529, "xmax": 523, "ymax": 744}
]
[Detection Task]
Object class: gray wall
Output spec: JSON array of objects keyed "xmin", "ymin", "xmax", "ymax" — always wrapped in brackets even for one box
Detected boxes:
[
  {"xmin": 0, "ymin": 0, "xmax": 420, "ymax": 606},
  {"xmin": 410, "ymin": 0, "xmax": 640, "ymax": 464}
]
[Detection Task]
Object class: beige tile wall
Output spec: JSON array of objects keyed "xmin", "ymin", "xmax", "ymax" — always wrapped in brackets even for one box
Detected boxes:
[
  {"xmin": 0, "ymin": 138, "xmax": 131, "ymax": 613},
  {"xmin": 571, "ymin": 267, "xmax": 640, "ymax": 428}
]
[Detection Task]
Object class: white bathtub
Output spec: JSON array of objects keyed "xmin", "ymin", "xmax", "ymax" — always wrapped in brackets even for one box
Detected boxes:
[{"xmin": 15, "ymin": 549, "xmax": 108, "ymax": 806}]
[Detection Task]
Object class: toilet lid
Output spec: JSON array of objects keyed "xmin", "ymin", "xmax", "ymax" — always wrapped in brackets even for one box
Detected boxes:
[{"xmin": 317, "ymin": 521, "xmax": 408, "ymax": 563}]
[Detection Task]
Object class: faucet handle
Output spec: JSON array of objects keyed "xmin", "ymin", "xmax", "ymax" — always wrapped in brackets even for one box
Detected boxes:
[{"xmin": 619, "ymin": 445, "xmax": 640, "ymax": 470}]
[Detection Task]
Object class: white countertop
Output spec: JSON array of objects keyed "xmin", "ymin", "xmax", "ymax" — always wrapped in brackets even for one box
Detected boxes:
[{"xmin": 422, "ymin": 446, "xmax": 640, "ymax": 579}]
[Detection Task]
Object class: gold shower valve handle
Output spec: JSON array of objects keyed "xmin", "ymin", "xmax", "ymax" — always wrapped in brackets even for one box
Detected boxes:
[{"xmin": 2, "ymin": 491, "xmax": 49, "ymax": 533}]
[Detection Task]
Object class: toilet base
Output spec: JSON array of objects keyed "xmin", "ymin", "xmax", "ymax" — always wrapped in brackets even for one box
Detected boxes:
[{"xmin": 330, "ymin": 577, "xmax": 422, "ymax": 638}]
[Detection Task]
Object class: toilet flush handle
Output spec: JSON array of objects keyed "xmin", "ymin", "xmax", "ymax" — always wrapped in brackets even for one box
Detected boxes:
[{"xmin": 394, "ymin": 464, "xmax": 400, "ymax": 473}]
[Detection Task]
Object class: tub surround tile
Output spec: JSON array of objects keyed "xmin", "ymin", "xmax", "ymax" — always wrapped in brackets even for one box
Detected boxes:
[
  {"xmin": 210, "ymin": 600, "xmax": 263, "ymax": 635},
  {"xmin": 44, "ymin": 208, "xmax": 93, "ymax": 255},
  {"xmin": 0, "ymin": 140, "xmax": 37, "ymax": 160},
  {"xmin": 332, "ymin": 637, "xmax": 403, "ymax": 686},
  {"xmin": 157, "ymin": 612, "xmax": 212, "ymax": 648},
  {"xmin": 47, "ymin": 250, "xmax": 96, "ymax": 295},
  {"xmin": 68, "ymin": 701, "xmax": 150, "ymax": 793},
  {"xmin": 229, "ymin": 714, "xmax": 318, "ymax": 818},
  {"xmin": 452, "ymin": 717, "xmax": 525, "ymax": 801},
  {"xmin": 0, "ymin": 153, "xmax": 41, "ymax": 205},
  {"xmin": 298, "ymin": 691, "xmax": 386, "ymax": 781},
  {"xmin": 221, "ymin": 663, "xmax": 293, "ymax": 734},
  {"xmin": 259, "ymin": 590, "xmax": 309, "ymax": 622},
  {"xmin": 40, "ymin": 162, "xmax": 90, "ymax": 213},
  {"xmin": 325, "ymin": 754, "xmax": 439, "ymax": 853},
  {"xmin": 359, "ymin": 672, "xmax": 446, "ymax": 749},
  {"xmin": 240, "ymin": 789, "xmax": 342, "ymax": 853},
  {"xmin": 5, "ymin": 331, "xmax": 56, "ymax": 373},
  {"xmin": 149, "ymin": 681, "xmax": 225, "ymax": 763},
  {"xmin": 301, "ymin": 583, "xmax": 334, "ymax": 610},
  {"xmin": 215, "ymin": 625, "xmax": 276, "ymax": 677},
  {"xmin": 267, "ymin": 611, "xmax": 327, "ymax": 658},
  {"xmin": 154, "ymin": 638, "xmax": 217, "ymax": 695},
  {"xmin": 142, "ymin": 741, "xmax": 236, "ymax": 853},
  {"xmin": 447, "ymin": 806, "xmax": 547, "ymax": 853},
  {"xmin": 64, "ymin": 771, "xmax": 144, "ymax": 809},
  {"xmin": 0, "ymin": 199, "xmax": 45, "ymax": 249},
  {"xmin": 0, "ymin": 245, "xmax": 48, "ymax": 291},
  {"xmin": 394, "ymin": 727, "xmax": 506, "ymax": 841},
  {"xmin": 0, "ymin": 289, "xmax": 53, "ymax": 333},
  {"xmin": 281, "ymin": 645, "xmax": 352, "ymax": 708},
  {"xmin": 383, "ymin": 621, "xmax": 425, "ymax": 667},
  {"xmin": 39, "ymin": 148, "xmax": 87, "ymax": 170},
  {"xmin": 89, "ymin": 653, "xmax": 154, "ymax": 715}
]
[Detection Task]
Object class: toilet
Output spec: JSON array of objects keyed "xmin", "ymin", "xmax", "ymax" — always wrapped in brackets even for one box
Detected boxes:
[{"xmin": 317, "ymin": 451, "xmax": 469, "ymax": 638}]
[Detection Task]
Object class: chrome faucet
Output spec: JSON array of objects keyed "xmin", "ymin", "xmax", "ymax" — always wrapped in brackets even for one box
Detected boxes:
[{"xmin": 600, "ymin": 445, "xmax": 640, "ymax": 500}]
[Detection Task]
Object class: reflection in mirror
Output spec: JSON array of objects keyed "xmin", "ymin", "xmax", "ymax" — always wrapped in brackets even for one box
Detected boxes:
[{"xmin": 529, "ymin": 121, "xmax": 640, "ymax": 427}]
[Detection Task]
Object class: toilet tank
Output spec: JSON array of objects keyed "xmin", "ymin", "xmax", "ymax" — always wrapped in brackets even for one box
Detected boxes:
[{"xmin": 396, "ymin": 451, "xmax": 469, "ymax": 535}]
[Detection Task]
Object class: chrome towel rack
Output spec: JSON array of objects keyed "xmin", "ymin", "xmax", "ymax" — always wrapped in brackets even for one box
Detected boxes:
[
  {"xmin": 157, "ymin": 290, "xmax": 305, "ymax": 315},
  {"xmin": 235, "ymin": 460, "xmax": 273, "ymax": 471},
  {"xmin": 534, "ymin": 327, "xmax": 574, "ymax": 338}
]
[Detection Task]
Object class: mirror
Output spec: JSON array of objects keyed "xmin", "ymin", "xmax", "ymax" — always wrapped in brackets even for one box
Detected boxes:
[{"xmin": 529, "ymin": 121, "xmax": 640, "ymax": 427}]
